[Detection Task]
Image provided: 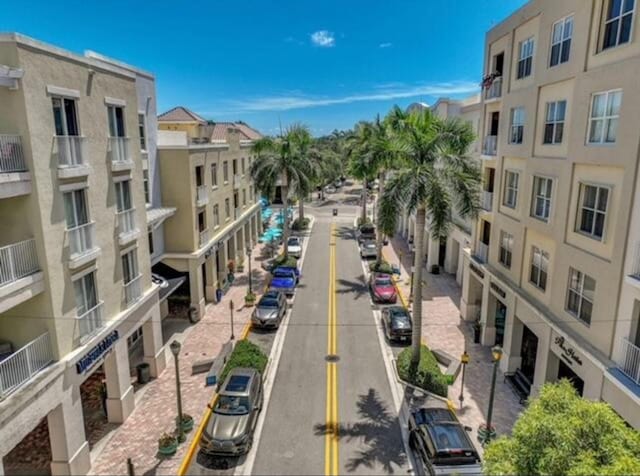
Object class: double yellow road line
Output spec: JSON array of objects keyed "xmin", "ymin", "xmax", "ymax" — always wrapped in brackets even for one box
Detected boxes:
[{"xmin": 325, "ymin": 222, "xmax": 339, "ymax": 476}]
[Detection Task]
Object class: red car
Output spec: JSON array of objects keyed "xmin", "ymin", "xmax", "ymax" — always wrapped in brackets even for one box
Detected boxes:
[{"xmin": 369, "ymin": 273, "xmax": 397, "ymax": 303}]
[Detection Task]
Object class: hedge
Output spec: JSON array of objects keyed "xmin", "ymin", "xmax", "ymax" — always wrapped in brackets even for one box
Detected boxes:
[
  {"xmin": 369, "ymin": 260, "xmax": 393, "ymax": 275},
  {"xmin": 273, "ymin": 254, "xmax": 298, "ymax": 268},
  {"xmin": 396, "ymin": 344, "xmax": 449, "ymax": 397},
  {"xmin": 291, "ymin": 217, "xmax": 310, "ymax": 231},
  {"xmin": 357, "ymin": 216, "xmax": 372, "ymax": 227},
  {"xmin": 219, "ymin": 339, "xmax": 268, "ymax": 384}
]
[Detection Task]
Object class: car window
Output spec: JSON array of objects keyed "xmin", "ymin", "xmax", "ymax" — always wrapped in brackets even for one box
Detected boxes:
[
  {"xmin": 375, "ymin": 277, "xmax": 392, "ymax": 286},
  {"xmin": 427, "ymin": 423, "xmax": 474, "ymax": 452},
  {"xmin": 259, "ymin": 298, "xmax": 280, "ymax": 308},
  {"xmin": 288, "ymin": 238, "xmax": 299, "ymax": 246},
  {"xmin": 215, "ymin": 395, "xmax": 251, "ymax": 415},
  {"xmin": 273, "ymin": 269, "xmax": 293, "ymax": 278}
]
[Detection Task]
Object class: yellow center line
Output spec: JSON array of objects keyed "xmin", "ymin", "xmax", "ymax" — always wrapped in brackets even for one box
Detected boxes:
[{"xmin": 325, "ymin": 223, "xmax": 339, "ymax": 476}]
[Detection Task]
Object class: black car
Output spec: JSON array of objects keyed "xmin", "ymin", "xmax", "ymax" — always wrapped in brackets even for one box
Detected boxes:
[
  {"xmin": 381, "ymin": 306, "xmax": 412, "ymax": 342},
  {"xmin": 408, "ymin": 407, "xmax": 481, "ymax": 475},
  {"xmin": 251, "ymin": 290, "xmax": 287, "ymax": 328},
  {"xmin": 357, "ymin": 224, "xmax": 376, "ymax": 244}
]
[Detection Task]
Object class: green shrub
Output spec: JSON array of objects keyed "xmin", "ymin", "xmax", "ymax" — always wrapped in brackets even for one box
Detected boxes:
[
  {"xmin": 273, "ymin": 254, "xmax": 298, "ymax": 268},
  {"xmin": 396, "ymin": 345, "xmax": 449, "ymax": 397},
  {"xmin": 219, "ymin": 339, "xmax": 268, "ymax": 384},
  {"xmin": 357, "ymin": 216, "xmax": 372, "ymax": 227},
  {"xmin": 369, "ymin": 260, "xmax": 393, "ymax": 275},
  {"xmin": 291, "ymin": 217, "xmax": 310, "ymax": 231}
]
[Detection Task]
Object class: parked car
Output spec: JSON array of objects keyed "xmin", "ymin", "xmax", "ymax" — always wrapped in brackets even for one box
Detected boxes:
[
  {"xmin": 357, "ymin": 224, "xmax": 376, "ymax": 244},
  {"xmin": 251, "ymin": 290, "xmax": 287, "ymax": 329},
  {"xmin": 286, "ymin": 237, "xmax": 302, "ymax": 258},
  {"xmin": 359, "ymin": 240, "xmax": 377, "ymax": 259},
  {"xmin": 369, "ymin": 273, "xmax": 397, "ymax": 304},
  {"xmin": 408, "ymin": 407, "xmax": 481, "ymax": 475},
  {"xmin": 325, "ymin": 185, "xmax": 337, "ymax": 194},
  {"xmin": 261, "ymin": 260, "xmax": 301, "ymax": 281},
  {"xmin": 270, "ymin": 267, "xmax": 298, "ymax": 296},
  {"xmin": 381, "ymin": 306, "xmax": 412, "ymax": 342},
  {"xmin": 200, "ymin": 368, "xmax": 263, "ymax": 456}
]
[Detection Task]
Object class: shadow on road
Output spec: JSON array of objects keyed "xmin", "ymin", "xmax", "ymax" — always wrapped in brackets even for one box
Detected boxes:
[
  {"xmin": 314, "ymin": 388, "xmax": 406, "ymax": 474},
  {"xmin": 195, "ymin": 450, "xmax": 247, "ymax": 472},
  {"xmin": 336, "ymin": 277, "xmax": 368, "ymax": 300}
]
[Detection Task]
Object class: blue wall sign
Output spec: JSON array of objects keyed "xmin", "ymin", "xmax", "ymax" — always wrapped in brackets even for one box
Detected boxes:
[{"xmin": 76, "ymin": 330, "xmax": 119, "ymax": 374}]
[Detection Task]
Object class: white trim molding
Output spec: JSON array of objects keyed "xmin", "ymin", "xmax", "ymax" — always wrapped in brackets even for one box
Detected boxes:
[
  {"xmin": 46, "ymin": 85, "xmax": 80, "ymax": 99},
  {"xmin": 105, "ymin": 96, "xmax": 126, "ymax": 107}
]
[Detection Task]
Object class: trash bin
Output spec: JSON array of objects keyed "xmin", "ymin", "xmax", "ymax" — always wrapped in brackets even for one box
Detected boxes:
[
  {"xmin": 216, "ymin": 288, "xmax": 223, "ymax": 303},
  {"xmin": 137, "ymin": 363, "xmax": 150, "ymax": 384}
]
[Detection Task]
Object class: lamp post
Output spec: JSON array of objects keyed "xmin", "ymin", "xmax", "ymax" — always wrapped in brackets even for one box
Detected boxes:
[
  {"xmin": 458, "ymin": 350, "xmax": 470, "ymax": 409},
  {"xmin": 409, "ymin": 246, "xmax": 415, "ymax": 302},
  {"xmin": 479, "ymin": 345, "xmax": 502, "ymax": 445},
  {"xmin": 169, "ymin": 340, "xmax": 185, "ymax": 443},
  {"xmin": 229, "ymin": 300, "xmax": 235, "ymax": 340},
  {"xmin": 246, "ymin": 244, "xmax": 253, "ymax": 294}
]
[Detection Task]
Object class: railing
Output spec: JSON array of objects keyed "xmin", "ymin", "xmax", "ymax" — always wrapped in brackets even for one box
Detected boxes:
[
  {"xmin": 0, "ymin": 239, "xmax": 39, "ymax": 287},
  {"xmin": 0, "ymin": 134, "xmax": 27, "ymax": 173},
  {"xmin": 482, "ymin": 135, "xmax": 497, "ymax": 156},
  {"xmin": 485, "ymin": 76, "xmax": 502, "ymax": 100},
  {"xmin": 55, "ymin": 135, "xmax": 86, "ymax": 168},
  {"xmin": 629, "ymin": 242, "xmax": 640, "ymax": 280},
  {"xmin": 617, "ymin": 338, "xmax": 640, "ymax": 385},
  {"xmin": 474, "ymin": 241, "xmax": 489, "ymax": 263},
  {"xmin": 117, "ymin": 208, "xmax": 137, "ymax": 237},
  {"xmin": 78, "ymin": 301, "xmax": 104, "ymax": 341},
  {"xmin": 68, "ymin": 222, "xmax": 96, "ymax": 258},
  {"xmin": 109, "ymin": 137, "xmax": 131, "ymax": 165},
  {"xmin": 124, "ymin": 274, "xmax": 143, "ymax": 306},
  {"xmin": 481, "ymin": 191, "xmax": 494, "ymax": 212},
  {"xmin": 199, "ymin": 228, "xmax": 210, "ymax": 247},
  {"xmin": 196, "ymin": 185, "xmax": 208, "ymax": 206},
  {"xmin": 0, "ymin": 332, "xmax": 53, "ymax": 400}
]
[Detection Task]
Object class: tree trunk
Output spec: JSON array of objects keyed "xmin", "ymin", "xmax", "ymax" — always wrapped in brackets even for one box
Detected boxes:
[
  {"xmin": 361, "ymin": 178, "xmax": 368, "ymax": 224},
  {"xmin": 410, "ymin": 206, "xmax": 427, "ymax": 368},
  {"xmin": 298, "ymin": 197, "xmax": 305, "ymax": 222},
  {"xmin": 375, "ymin": 171, "xmax": 385, "ymax": 266},
  {"xmin": 282, "ymin": 184, "xmax": 289, "ymax": 259}
]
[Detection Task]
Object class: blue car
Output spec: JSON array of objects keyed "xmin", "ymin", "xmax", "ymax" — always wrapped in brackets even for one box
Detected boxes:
[{"xmin": 270, "ymin": 267, "xmax": 297, "ymax": 296}]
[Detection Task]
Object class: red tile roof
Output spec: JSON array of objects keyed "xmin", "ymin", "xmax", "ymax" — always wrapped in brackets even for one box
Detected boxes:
[
  {"xmin": 158, "ymin": 106, "xmax": 207, "ymax": 123},
  {"xmin": 210, "ymin": 122, "xmax": 263, "ymax": 141}
]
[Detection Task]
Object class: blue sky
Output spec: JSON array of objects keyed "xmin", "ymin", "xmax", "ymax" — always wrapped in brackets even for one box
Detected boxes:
[{"xmin": 1, "ymin": 0, "xmax": 527, "ymax": 136}]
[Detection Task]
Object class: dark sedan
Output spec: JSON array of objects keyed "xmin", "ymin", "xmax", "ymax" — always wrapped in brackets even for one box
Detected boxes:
[
  {"xmin": 251, "ymin": 290, "xmax": 287, "ymax": 329},
  {"xmin": 381, "ymin": 306, "xmax": 412, "ymax": 343}
]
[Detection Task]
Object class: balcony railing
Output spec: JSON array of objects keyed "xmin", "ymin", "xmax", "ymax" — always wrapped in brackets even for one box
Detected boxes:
[
  {"xmin": 0, "ymin": 332, "xmax": 53, "ymax": 400},
  {"xmin": 485, "ymin": 76, "xmax": 502, "ymax": 100},
  {"xmin": 0, "ymin": 134, "xmax": 27, "ymax": 173},
  {"xmin": 629, "ymin": 242, "xmax": 640, "ymax": 280},
  {"xmin": 124, "ymin": 274, "xmax": 142, "ymax": 306},
  {"xmin": 199, "ymin": 228, "xmax": 210, "ymax": 247},
  {"xmin": 196, "ymin": 185, "xmax": 208, "ymax": 206},
  {"xmin": 482, "ymin": 135, "xmax": 497, "ymax": 156},
  {"xmin": 117, "ymin": 208, "xmax": 137, "ymax": 237},
  {"xmin": 0, "ymin": 239, "xmax": 39, "ymax": 287},
  {"xmin": 474, "ymin": 241, "xmax": 489, "ymax": 263},
  {"xmin": 481, "ymin": 191, "xmax": 493, "ymax": 212},
  {"xmin": 68, "ymin": 222, "xmax": 97, "ymax": 259},
  {"xmin": 109, "ymin": 137, "xmax": 132, "ymax": 165},
  {"xmin": 78, "ymin": 301, "xmax": 104, "ymax": 342},
  {"xmin": 616, "ymin": 338, "xmax": 640, "ymax": 385},
  {"xmin": 55, "ymin": 135, "xmax": 86, "ymax": 168}
]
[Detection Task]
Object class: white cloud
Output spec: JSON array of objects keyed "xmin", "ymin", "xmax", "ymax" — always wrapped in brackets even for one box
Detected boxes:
[
  {"xmin": 310, "ymin": 30, "xmax": 335, "ymax": 47},
  {"xmin": 225, "ymin": 81, "xmax": 479, "ymax": 112},
  {"xmin": 379, "ymin": 42, "xmax": 393, "ymax": 48}
]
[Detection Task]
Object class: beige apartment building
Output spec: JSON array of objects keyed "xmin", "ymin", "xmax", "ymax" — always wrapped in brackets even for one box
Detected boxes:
[
  {"xmin": 461, "ymin": 0, "xmax": 640, "ymax": 429},
  {"xmin": 158, "ymin": 108, "xmax": 262, "ymax": 317},
  {"xmin": 0, "ymin": 34, "xmax": 168, "ymax": 475}
]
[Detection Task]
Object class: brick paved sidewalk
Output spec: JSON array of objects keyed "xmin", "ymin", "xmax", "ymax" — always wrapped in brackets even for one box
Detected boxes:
[
  {"xmin": 382, "ymin": 236, "xmax": 523, "ymax": 445},
  {"xmin": 90, "ymin": 243, "xmax": 272, "ymax": 476}
]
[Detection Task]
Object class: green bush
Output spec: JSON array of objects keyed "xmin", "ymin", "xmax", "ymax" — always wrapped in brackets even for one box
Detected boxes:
[
  {"xmin": 369, "ymin": 260, "xmax": 393, "ymax": 275},
  {"xmin": 291, "ymin": 217, "xmax": 310, "ymax": 231},
  {"xmin": 273, "ymin": 254, "xmax": 298, "ymax": 268},
  {"xmin": 219, "ymin": 339, "xmax": 268, "ymax": 384},
  {"xmin": 396, "ymin": 345, "xmax": 449, "ymax": 397},
  {"xmin": 357, "ymin": 216, "xmax": 372, "ymax": 227}
]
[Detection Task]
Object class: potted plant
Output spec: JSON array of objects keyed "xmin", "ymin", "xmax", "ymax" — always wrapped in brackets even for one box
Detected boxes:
[
  {"xmin": 177, "ymin": 413, "xmax": 194, "ymax": 432},
  {"xmin": 158, "ymin": 433, "xmax": 178, "ymax": 455},
  {"xmin": 236, "ymin": 254, "xmax": 245, "ymax": 273},
  {"xmin": 227, "ymin": 259, "xmax": 235, "ymax": 274},
  {"xmin": 244, "ymin": 292, "xmax": 257, "ymax": 306}
]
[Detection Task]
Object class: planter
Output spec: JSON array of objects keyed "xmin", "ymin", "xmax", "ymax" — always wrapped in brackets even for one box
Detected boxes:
[
  {"xmin": 158, "ymin": 433, "xmax": 178, "ymax": 455},
  {"xmin": 477, "ymin": 423, "xmax": 496, "ymax": 445},
  {"xmin": 178, "ymin": 415, "xmax": 194, "ymax": 432},
  {"xmin": 431, "ymin": 265, "xmax": 440, "ymax": 274},
  {"xmin": 244, "ymin": 295, "xmax": 257, "ymax": 307},
  {"xmin": 136, "ymin": 363, "xmax": 151, "ymax": 384}
]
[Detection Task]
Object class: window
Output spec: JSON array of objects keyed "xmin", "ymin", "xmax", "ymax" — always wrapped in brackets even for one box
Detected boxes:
[
  {"xmin": 122, "ymin": 249, "xmax": 139, "ymax": 285},
  {"xmin": 529, "ymin": 246, "xmax": 549, "ymax": 291},
  {"xmin": 550, "ymin": 15, "xmax": 573, "ymax": 66},
  {"xmin": 503, "ymin": 170, "xmax": 519, "ymax": 208},
  {"xmin": 225, "ymin": 198, "xmax": 230, "ymax": 219},
  {"xmin": 138, "ymin": 113, "xmax": 147, "ymax": 150},
  {"xmin": 242, "ymin": 189, "xmax": 247, "ymax": 206},
  {"xmin": 603, "ymin": 0, "xmax": 635, "ymax": 50},
  {"xmin": 249, "ymin": 187, "xmax": 254, "ymax": 202},
  {"xmin": 544, "ymin": 101, "xmax": 566, "ymax": 144},
  {"xmin": 241, "ymin": 158, "xmax": 246, "ymax": 175},
  {"xmin": 74, "ymin": 272, "xmax": 98, "ymax": 317},
  {"xmin": 115, "ymin": 180, "xmax": 133, "ymax": 212},
  {"xmin": 509, "ymin": 107, "xmax": 525, "ymax": 144},
  {"xmin": 517, "ymin": 37, "xmax": 535, "ymax": 79},
  {"xmin": 499, "ymin": 231, "xmax": 513, "ymax": 268},
  {"xmin": 588, "ymin": 90, "xmax": 622, "ymax": 144},
  {"xmin": 64, "ymin": 189, "xmax": 89, "ymax": 229},
  {"xmin": 107, "ymin": 105, "xmax": 126, "ymax": 137},
  {"xmin": 567, "ymin": 268, "xmax": 595, "ymax": 325},
  {"xmin": 576, "ymin": 184, "xmax": 609, "ymax": 240},
  {"xmin": 232, "ymin": 159, "xmax": 238, "ymax": 176},
  {"xmin": 211, "ymin": 163, "xmax": 218, "ymax": 188},
  {"xmin": 143, "ymin": 169, "xmax": 150, "ymax": 205},
  {"xmin": 52, "ymin": 97, "xmax": 79, "ymax": 136},
  {"xmin": 531, "ymin": 176, "xmax": 553, "ymax": 221},
  {"xmin": 223, "ymin": 161, "xmax": 229, "ymax": 183},
  {"xmin": 148, "ymin": 231, "xmax": 154, "ymax": 254},
  {"xmin": 213, "ymin": 204, "xmax": 220, "ymax": 227}
]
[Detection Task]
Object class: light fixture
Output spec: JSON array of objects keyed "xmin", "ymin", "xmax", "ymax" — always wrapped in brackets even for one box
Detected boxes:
[
  {"xmin": 170, "ymin": 340, "xmax": 181, "ymax": 357},
  {"xmin": 492, "ymin": 345, "xmax": 503, "ymax": 362}
]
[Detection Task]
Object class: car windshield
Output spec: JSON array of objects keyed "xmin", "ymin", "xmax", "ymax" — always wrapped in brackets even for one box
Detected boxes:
[
  {"xmin": 288, "ymin": 238, "xmax": 299, "ymax": 246},
  {"xmin": 259, "ymin": 297, "xmax": 279, "ymax": 308},
  {"xmin": 364, "ymin": 242, "xmax": 376, "ymax": 249},
  {"xmin": 215, "ymin": 395, "xmax": 251, "ymax": 415},
  {"xmin": 273, "ymin": 269, "xmax": 293, "ymax": 278},
  {"xmin": 427, "ymin": 423, "xmax": 475, "ymax": 453},
  {"xmin": 375, "ymin": 277, "xmax": 392, "ymax": 286}
]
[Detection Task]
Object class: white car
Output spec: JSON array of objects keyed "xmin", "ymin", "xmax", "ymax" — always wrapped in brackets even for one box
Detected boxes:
[
  {"xmin": 324, "ymin": 185, "xmax": 337, "ymax": 194},
  {"xmin": 360, "ymin": 240, "xmax": 377, "ymax": 259},
  {"xmin": 287, "ymin": 237, "xmax": 302, "ymax": 258}
]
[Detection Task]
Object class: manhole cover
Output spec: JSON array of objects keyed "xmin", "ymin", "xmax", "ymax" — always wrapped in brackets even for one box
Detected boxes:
[{"xmin": 325, "ymin": 354, "xmax": 340, "ymax": 363}]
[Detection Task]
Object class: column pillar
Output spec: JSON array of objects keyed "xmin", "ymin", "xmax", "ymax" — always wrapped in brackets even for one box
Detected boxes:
[
  {"xmin": 426, "ymin": 236, "xmax": 440, "ymax": 272},
  {"xmin": 48, "ymin": 391, "xmax": 90, "ymax": 476},
  {"xmin": 217, "ymin": 243, "xmax": 227, "ymax": 290},
  {"xmin": 189, "ymin": 259, "xmax": 205, "ymax": 316},
  {"xmin": 460, "ymin": 255, "xmax": 473, "ymax": 321},
  {"xmin": 142, "ymin": 308, "xmax": 167, "ymax": 378},
  {"xmin": 104, "ymin": 338, "xmax": 135, "ymax": 423},
  {"xmin": 531, "ymin": 325, "xmax": 552, "ymax": 397},
  {"xmin": 204, "ymin": 255, "xmax": 216, "ymax": 301},
  {"xmin": 500, "ymin": 304, "xmax": 522, "ymax": 373},
  {"xmin": 480, "ymin": 282, "xmax": 495, "ymax": 345}
]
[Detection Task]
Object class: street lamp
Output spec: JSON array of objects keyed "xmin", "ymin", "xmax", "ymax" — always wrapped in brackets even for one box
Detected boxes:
[
  {"xmin": 479, "ymin": 345, "xmax": 503, "ymax": 445},
  {"xmin": 409, "ymin": 246, "xmax": 415, "ymax": 302},
  {"xmin": 229, "ymin": 300, "xmax": 235, "ymax": 340},
  {"xmin": 246, "ymin": 244, "xmax": 253, "ymax": 294},
  {"xmin": 169, "ymin": 340, "xmax": 185, "ymax": 443},
  {"xmin": 458, "ymin": 350, "xmax": 470, "ymax": 409}
]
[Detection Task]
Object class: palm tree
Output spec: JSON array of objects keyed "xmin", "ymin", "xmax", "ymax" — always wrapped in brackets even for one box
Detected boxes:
[
  {"xmin": 379, "ymin": 108, "xmax": 481, "ymax": 367},
  {"xmin": 346, "ymin": 122, "xmax": 377, "ymax": 224},
  {"xmin": 288, "ymin": 126, "xmax": 314, "ymax": 222},
  {"xmin": 250, "ymin": 123, "xmax": 316, "ymax": 259}
]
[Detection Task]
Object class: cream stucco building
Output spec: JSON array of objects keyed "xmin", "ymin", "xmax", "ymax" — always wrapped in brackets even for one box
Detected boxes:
[{"xmin": 460, "ymin": 0, "xmax": 640, "ymax": 429}]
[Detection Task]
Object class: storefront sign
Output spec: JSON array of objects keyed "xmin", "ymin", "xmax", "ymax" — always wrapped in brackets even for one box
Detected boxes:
[
  {"xmin": 554, "ymin": 336, "xmax": 583, "ymax": 366},
  {"xmin": 469, "ymin": 262, "xmax": 484, "ymax": 279},
  {"xmin": 76, "ymin": 331, "xmax": 119, "ymax": 374},
  {"xmin": 490, "ymin": 282, "xmax": 506, "ymax": 299}
]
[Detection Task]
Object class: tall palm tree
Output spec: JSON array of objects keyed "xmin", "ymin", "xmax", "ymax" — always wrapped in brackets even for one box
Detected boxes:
[
  {"xmin": 251, "ymin": 123, "xmax": 315, "ymax": 259},
  {"xmin": 346, "ymin": 122, "xmax": 377, "ymax": 224},
  {"xmin": 379, "ymin": 108, "xmax": 481, "ymax": 367},
  {"xmin": 288, "ymin": 126, "xmax": 314, "ymax": 222}
]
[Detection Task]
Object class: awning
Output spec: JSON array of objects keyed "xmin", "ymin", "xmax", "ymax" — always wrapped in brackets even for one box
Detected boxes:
[
  {"xmin": 158, "ymin": 276, "xmax": 186, "ymax": 303},
  {"xmin": 147, "ymin": 207, "xmax": 177, "ymax": 229}
]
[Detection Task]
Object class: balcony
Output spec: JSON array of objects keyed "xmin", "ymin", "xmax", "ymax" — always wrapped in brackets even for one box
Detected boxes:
[
  {"xmin": 67, "ymin": 222, "xmax": 100, "ymax": 269},
  {"xmin": 233, "ymin": 174, "xmax": 242, "ymax": 189},
  {"xmin": 482, "ymin": 136, "xmax": 497, "ymax": 157},
  {"xmin": 199, "ymin": 228, "xmax": 210, "ymax": 248},
  {"xmin": 484, "ymin": 76, "xmax": 502, "ymax": 101},
  {"xmin": 124, "ymin": 274, "xmax": 142, "ymax": 307},
  {"xmin": 117, "ymin": 208, "xmax": 139, "ymax": 245},
  {"xmin": 481, "ymin": 191, "xmax": 493, "ymax": 212},
  {"xmin": 196, "ymin": 185, "xmax": 208, "ymax": 207},
  {"xmin": 109, "ymin": 137, "xmax": 133, "ymax": 171},
  {"xmin": 0, "ymin": 332, "xmax": 53, "ymax": 400},
  {"xmin": 615, "ymin": 338, "xmax": 640, "ymax": 386},
  {"xmin": 0, "ymin": 239, "xmax": 44, "ymax": 313},
  {"xmin": 628, "ymin": 243, "xmax": 640, "ymax": 283},
  {"xmin": 78, "ymin": 301, "xmax": 104, "ymax": 343},
  {"xmin": 55, "ymin": 135, "xmax": 88, "ymax": 178},
  {"xmin": 0, "ymin": 135, "xmax": 31, "ymax": 198},
  {"xmin": 474, "ymin": 241, "xmax": 489, "ymax": 263}
]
